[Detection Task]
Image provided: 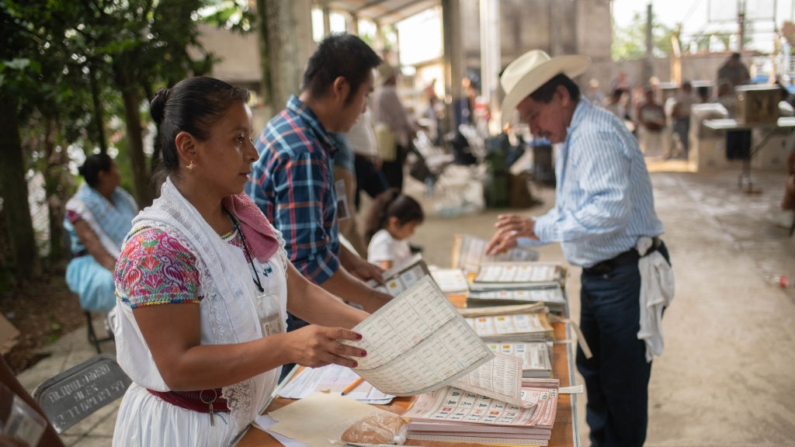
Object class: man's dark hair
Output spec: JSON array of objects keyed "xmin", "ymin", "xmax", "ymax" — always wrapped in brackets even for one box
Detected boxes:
[
  {"xmin": 731, "ymin": 52, "xmax": 742, "ymax": 60},
  {"xmin": 529, "ymin": 74, "xmax": 581, "ymax": 104},
  {"xmin": 302, "ymin": 33, "xmax": 382, "ymax": 104}
]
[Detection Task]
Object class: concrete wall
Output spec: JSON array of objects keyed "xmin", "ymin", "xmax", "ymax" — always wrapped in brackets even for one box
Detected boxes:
[
  {"xmin": 460, "ymin": 0, "xmax": 611, "ymax": 84},
  {"xmin": 190, "ymin": 23, "xmax": 261, "ymax": 84},
  {"xmin": 581, "ymin": 51, "xmax": 760, "ymax": 95}
]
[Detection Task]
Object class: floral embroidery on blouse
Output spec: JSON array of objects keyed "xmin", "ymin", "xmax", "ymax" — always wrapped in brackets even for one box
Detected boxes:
[{"xmin": 116, "ymin": 226, "xmax": 272, "ymax": 309}]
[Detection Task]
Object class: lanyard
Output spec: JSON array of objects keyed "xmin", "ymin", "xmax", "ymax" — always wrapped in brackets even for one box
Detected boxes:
[{"xmin": 226, "ymin": 210, "xmax": 265, "ymax": 293}]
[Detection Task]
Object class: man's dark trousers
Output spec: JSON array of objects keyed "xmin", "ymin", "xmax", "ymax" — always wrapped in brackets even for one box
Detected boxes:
[{"xmin": 576, "ymin": 244, "xmax": 670, "ymax": 447}]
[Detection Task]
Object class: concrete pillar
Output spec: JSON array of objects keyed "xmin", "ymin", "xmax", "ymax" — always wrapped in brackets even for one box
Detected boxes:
[
  {"xmin": 322, "ymin": 7, "xmax": 331, "ymax": 36},
  {"xmin": 348, "ymin": 13, "xmax": 359, "ymax": 35},
  {"xmin": 264, "ymin": 0, "xmax": 314, "ymax": 113},
  {"xmin": 374, "ymin": 22, "xmax": 385, "ymax": 53},
  {"xmin": 643, "ymin": 3, "xmax": 653, "ymax": 86},
  {"xmin": 442, "ymin": 0, "xmax": 465, "ymax": 133},
  {"xmin": 479, "ymin": 0, "xmax": 500, "ymax": 131},
  {"xmin": 549, "ymin": 1, "xmax": 563, "ymax": 56}
]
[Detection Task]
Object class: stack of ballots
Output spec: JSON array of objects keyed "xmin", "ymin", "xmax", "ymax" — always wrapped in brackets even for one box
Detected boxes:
[
  {"xmin": 403, "ymin": 378, "xmax": 561, "ymax": 446},
  {"xmin": 466, "ymin": 312, "xmax": 555, "ymax": 342},
  {"xmin": 467, "ymin": 286, "xmax": 566, "ymax": 313},
  {"xmin": 468, "ymin": 262, "xmax": 567, "ymax": 313},
  {"xmin": 487, "ymin": 342, "xmax": 553, "ymax": 379}
]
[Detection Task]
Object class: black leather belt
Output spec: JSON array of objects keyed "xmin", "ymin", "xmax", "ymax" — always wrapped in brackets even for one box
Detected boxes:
[{"xmin": 583, "ymin": 237, "xmax": 662, "ymax": 276}]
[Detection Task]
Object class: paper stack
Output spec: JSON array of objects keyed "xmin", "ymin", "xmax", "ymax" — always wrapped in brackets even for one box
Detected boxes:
[
  {"xmin": 467, "ymin": 285, "xmax": 566, "ymax": 313},
  {"xmin": 429, "ymin": 268, "xmax": 470, "ymax": 294},
  {"xmin": 403, "ymin": 379, "xmax": 560, "ymax": 446},
  {"xmin": 472, "ymin": 262, "xmax": 564, "ymax": 288},
  {"xmin": 452, "ymin": 235, "xmax": 539, "ymax": 273},
  {"xmin": 487, "ymin": 342, "xmax": 553, "ymax": 379},
  {"xmin": 466, "ymin": 313, "xmax": 555, "ymax": 342}
]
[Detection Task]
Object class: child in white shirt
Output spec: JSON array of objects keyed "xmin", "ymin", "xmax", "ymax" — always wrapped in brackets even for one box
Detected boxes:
[{"xmin": 365, "ymin": 189, "xmax": 424, "ymax": 270}]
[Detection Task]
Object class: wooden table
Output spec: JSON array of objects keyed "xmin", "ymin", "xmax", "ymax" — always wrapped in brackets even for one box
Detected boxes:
[{"xmin": 238, "ymin": 318, "xmax": 579, "ymax": 447}]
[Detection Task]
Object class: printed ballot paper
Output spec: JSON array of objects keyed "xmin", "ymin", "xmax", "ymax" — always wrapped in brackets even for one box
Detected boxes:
[
  {"xmin": 452, "ymin": 235, "xmax": 539, "ymax": 273},
  {"xmin": 367, "ymin": 254, "xmax": 430, "ymax": 297},
  {"xmin": 342, "ymin": 276, "xmax": 494, "ymax": 396}
]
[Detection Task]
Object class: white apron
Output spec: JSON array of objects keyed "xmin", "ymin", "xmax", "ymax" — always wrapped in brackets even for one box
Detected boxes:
[{"xmin": 112, "ymin": 179, "xmax": 289, "ymax": 447}]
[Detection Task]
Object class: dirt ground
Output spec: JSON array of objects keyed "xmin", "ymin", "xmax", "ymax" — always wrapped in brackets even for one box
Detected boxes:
[{"xmin": 0, "ymin": 269, "xmax": 86, "ymax": 374}]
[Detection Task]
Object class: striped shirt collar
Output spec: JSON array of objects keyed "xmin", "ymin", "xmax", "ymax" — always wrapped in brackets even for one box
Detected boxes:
[
  {"xmin": 285, "ymin": 95, "xmax": 338, "ymax": 156},
  {"xmin": 567, "ymin": 98, "xmax": 591, "ymax": 135}
]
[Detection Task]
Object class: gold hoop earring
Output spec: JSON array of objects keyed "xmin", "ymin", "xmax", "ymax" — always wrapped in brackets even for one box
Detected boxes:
[{"xmin": 186, "ymin": 161, "xmax": 196, "ymax": 170}]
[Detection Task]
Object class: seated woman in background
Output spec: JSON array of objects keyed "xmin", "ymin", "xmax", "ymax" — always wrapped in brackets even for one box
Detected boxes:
[
  {"xmin": 364, "ymin": 189, "xmax": 424, "ymax": 270},
  {"xmin": 64, "ymin": 153, "xmax": 137, "ymax": 313},
  {"xmin": 112, "ymin": 77, "xmax": 369, "ymax": 447}
]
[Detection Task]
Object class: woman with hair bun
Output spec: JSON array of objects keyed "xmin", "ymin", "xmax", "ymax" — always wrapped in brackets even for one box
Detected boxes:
[
  {"xmin": 112, "ymin": 77, "xmax": 369, "ymax": 446},
  {"xmin": 64, "ymin": 153, "xmax": 137, "ymax": 313}
]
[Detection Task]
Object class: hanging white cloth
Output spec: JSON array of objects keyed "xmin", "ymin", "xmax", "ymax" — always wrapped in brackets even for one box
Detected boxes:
[{"xmin": 636, "ymin": 237, "xmax": 675, "ymax": 363}]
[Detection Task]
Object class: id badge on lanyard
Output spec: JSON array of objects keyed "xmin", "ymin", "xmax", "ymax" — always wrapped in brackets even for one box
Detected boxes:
[{"xmin": 256, "ymin": 292, "xmax": 284, "ymax": 337}]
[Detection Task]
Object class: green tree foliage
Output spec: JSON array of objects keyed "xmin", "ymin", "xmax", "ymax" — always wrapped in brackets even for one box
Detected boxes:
[
  {"xmin": 0, "ymin": 0, "xmax": 248, "ymax": 281},
  {"xmin": 612, "ymin": 11, "xmax": 677, "ymax": 61}
]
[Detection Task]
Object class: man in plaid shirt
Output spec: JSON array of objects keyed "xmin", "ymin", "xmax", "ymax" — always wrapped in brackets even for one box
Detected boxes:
[{"xmin": 247, "ymin": 34, "xmax": 391, "ymax": 315}]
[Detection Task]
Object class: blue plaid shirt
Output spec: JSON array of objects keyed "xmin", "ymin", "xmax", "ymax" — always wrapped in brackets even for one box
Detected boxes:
[{"xmin": 246, "ymin": 95, "xmax": 341, "ymax": 284}]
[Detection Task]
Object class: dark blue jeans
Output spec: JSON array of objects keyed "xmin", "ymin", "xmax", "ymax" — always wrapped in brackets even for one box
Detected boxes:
[{"xmin": 577, "ymin": 244, "xmax": 670, "ymax": 447}]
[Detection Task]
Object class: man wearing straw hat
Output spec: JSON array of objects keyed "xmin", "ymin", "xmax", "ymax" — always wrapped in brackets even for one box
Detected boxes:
[{"xmin": 487, "ymin": 50, "xmax": 672, "ymax": 447}]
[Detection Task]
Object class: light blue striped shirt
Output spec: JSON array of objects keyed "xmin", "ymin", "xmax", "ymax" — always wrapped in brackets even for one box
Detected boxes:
[{"xmin": 519, "ymin": 99, "xmax": 664, "ymax": 267}]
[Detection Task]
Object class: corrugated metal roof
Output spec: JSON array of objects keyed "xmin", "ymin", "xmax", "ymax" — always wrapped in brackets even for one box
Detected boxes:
[{"xmin": 325, "ymin": 0, "xmax": 439, "ymax": 25}]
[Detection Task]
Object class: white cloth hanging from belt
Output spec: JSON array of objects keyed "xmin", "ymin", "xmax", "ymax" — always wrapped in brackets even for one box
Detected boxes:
[{"xmin": 636, "ymin": 237, "xmax": 675, "ymax": 362}]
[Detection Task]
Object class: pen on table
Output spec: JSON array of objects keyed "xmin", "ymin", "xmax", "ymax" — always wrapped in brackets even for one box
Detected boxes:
[{"xmin": 341, "ymin": 377, "xmax": 364, "ymax": 396}]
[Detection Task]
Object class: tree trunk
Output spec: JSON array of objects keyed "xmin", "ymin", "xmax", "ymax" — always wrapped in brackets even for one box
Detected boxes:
[
  {"xmin": 89, "ymin": 65, "xmax": 108, "ymax": 154},
  {"xmin": 263, "ymin": 0, "xmax": 314, "ymax": 114},
  {"xmin": 43, "ymin": 117, "xmax": 66, "ymax": 263},
  {"xmin": 0, "ymin": 94, "xmax": 39, "ymax": 280},
  {"xmin": 256, "ymin": 0, "xmax": 273, "ymax": 108},
  {"xmin": 114, "ymin": 67, "xmax": 152, "ymax": 208}
]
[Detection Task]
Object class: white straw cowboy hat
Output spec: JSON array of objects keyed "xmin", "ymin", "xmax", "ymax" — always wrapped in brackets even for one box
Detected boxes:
[{"xmin": 500, "ymin": 50, "xmax": 590, "ymax": 124}]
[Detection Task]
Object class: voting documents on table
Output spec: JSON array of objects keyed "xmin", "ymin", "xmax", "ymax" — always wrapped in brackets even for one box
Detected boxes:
[
  {"xmin": 276, "ymin": 364, "xmax": 395, "ymax": 404},
  {"xmin": 403, "ymin": 380, "xmax": 560, "ymax": 446},
  {"xmin": 467, "ymin": 313, "xmax": 555, "ymax": 342},
  {"xmin": 367, "ymin": 254, "xmax": 430, "ymax": 297},
  {"xmin": 452, "ymin": 234, "xmax": 539, "ymax": 273},
  {"xmin": 429, "ymin": 268, "xmax": 470, "ymax": 294},
  {"xmin": 467, "ymin": 286, "xmax": 566, "ymax": 313},
  {"xmin": 342, "ymin": 276, "xmax": 494, "ymax": 396},
  {"xmin": 451, "ymin": 352, "xmax": 527, "ymax": 407},
  {"xmin": 487, "ymin": 342, "xmax": 553, "ymax": 379},
  {"xmin": 473, "ymin": 262, "xmax": 563, "ymax": 286}
]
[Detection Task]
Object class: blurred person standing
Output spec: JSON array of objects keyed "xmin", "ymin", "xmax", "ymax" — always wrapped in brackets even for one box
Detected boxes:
[
  {"xmin": 637, "ymin": 88, "xmax": 666, "ymax": 157},
  {"xmin": 349, "ymin": 108, "xmax": 389, "ymax": 210},
  {"xmin": 671, "ymin": 81, "xmax": 693, "ymax": 158},
  {"xmin": 717, "ymin": 53, "xmax": 751, "ymax": 91},
  {"xmin": 372, "ymin": 63, "xmax": 416, "ymax": 192},
  {"xmin": 585, "ymin": 78, "xmax": 606, "ymax": 106}
]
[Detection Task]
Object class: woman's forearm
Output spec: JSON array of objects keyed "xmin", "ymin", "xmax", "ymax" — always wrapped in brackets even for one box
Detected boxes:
[
  {"xmin": 160, "ymin": 335, "xmax": 292, "ymax": 391},
  {"xmin": 286, "ymin": 262, "xmax": 369, "ymax": 328},
  {"xmin": 73, "ymin": 220, "xmax": 117, "ymax": 270}
]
